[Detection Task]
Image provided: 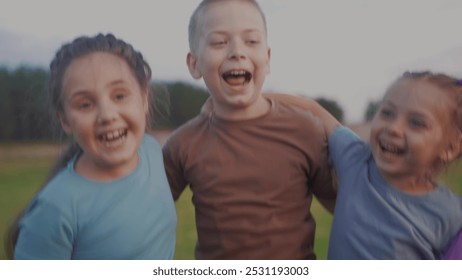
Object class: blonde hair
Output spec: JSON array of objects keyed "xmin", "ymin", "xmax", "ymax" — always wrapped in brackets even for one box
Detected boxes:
[
  {"xmin": 188, "ymin": 0, "xmax": 267, "ymax": 52},
  {"xmin": 388, "ymin": 71, "xmax": 462, "ymax": 175},
  {"xmin": 399, "ymin": 71, "xmax": 462, "ymax": 140}
]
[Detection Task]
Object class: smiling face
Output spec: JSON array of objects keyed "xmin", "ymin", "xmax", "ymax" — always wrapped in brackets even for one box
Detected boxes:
[
  {"xmin": 59, "ymin": 52, "xmax": 148, "ymax": 180},
  {"xmin": 370, "ymin": 79, "xmax": 453, "ymax": 188},
  {"xmin": 187, "ymin": 0, "xmax": 271, "ymax": 120}
]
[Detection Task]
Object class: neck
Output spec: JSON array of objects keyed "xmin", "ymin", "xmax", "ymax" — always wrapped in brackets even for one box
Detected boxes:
[
  {"xmin": 213, "ymin": 96, "xmax": 271, "ymax": 121},
  {"xmin": 382, "ymin": 172, "xmax": 436, "ymax": 195},
  {"xmin": 75, "ymin": 154, "xmax": 139, "ymax": 182}
]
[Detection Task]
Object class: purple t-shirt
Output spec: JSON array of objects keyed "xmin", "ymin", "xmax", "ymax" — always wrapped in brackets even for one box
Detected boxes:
[{"xmin": 442, "ymin": 230, "xmax": 462, "ymax": 259}]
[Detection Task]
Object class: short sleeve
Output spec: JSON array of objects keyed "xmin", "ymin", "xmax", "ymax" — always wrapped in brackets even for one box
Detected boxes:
[{"xmin": 15, "ymin": 198, "xmax": 74, "ymax": 260}]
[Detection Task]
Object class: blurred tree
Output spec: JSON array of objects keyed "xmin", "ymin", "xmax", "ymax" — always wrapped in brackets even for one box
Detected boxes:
[
  {"xmin": 149, "ymin": 82, "xmax": 171, "ymax": 130},
  {"xmin": 0, "ymin": 66, "xmax": 50, "ymax": 142},
  {"xmin": 0, "ymin": 65, "xmax": 210, "ymax": 141},
  {"xmin": 165, "ymin": 81, "xmax": 209, "ymax": 127},
  {"xmin": 315, "ymin": 97, "xmax": 344, "ymax": 123},
  {"xmin": 0, "ymin": 67, "xmax": 14, "ymax": 140},
  {"xmin": 364, "ymin": 100, "xmax": 381, "ymax": 122}
]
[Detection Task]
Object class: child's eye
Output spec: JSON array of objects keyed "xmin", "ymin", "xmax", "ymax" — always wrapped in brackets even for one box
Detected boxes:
[
  {"xmin": 75, "ymin": 100, "xmax": 93, "ymax": 110},
  {"xmin": 211, "ymin": 40, "xmax": 226, "ymax": 46},
  {"xmin": 113, "ymin": 91, "xmax": 130, "ymax": 102},
  {"xmin": 379, "ymin": 108, "xmax": 394, "ymax": 119},
  {"xmin": 409, "ymin": 117, "xmax": 426, "ymax": 129},
  {"xmin": 246, "ymin": 39, "xmax": 260, "ymax": 45},
  {"xmin": 115, "ymin": 92, "xmax": 126, "ymax": 100}
]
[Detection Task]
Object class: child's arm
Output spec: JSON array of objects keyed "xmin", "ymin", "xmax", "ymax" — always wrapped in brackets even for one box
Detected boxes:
[
  {"xmin": 162, "ymin": 137, "xmax": 188, "ymax": 201},
  {"xmin": 14, "ymin": 200, "xmax": 73, "ymax": 259},
  {"xmin": 263, "ymin": 93, "xmax": 341, "ymax": 137}
]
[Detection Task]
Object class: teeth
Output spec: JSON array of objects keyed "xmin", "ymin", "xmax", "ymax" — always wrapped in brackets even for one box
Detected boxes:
[
  {"xmin": 100, "ymin": 129, "xmax": 126, "ymax": 141},
  {"xmin": 229, "ymin": 70, "xmax": 246, "ymax": 76},
  {"xmin": 223, "ymin": 70, "xmax": 252, "ymax": 85},
  {"xmin": 380, "ymin": 141, "xmax": 402, "ymax": 154}
]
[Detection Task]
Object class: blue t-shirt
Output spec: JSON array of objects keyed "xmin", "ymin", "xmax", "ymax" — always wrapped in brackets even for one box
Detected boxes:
[
  {"xmin": 327, "ymin": 127, "xmax": 462, "ymax": 259},
  {"xmin": 15, "ymin": 135, "xmax": 177, "ymax": 260}
]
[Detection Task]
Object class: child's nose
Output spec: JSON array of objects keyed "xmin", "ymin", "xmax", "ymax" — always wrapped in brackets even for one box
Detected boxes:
[
  {"xmin": 386, "ymin": 118, "xmax": 404, "ymax": 136},
  {"xmin": 97, "ymin": 100, "xmax": 117, "ymax": 124},
  {"xmin": 228, "ymin": 40, "xmax": 245, "ymax": 60}
]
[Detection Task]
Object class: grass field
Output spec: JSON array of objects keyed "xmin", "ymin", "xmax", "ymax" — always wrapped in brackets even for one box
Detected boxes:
[{"xmin": 1, "ymin": 143, "xmax": 461, "ymax": 260}]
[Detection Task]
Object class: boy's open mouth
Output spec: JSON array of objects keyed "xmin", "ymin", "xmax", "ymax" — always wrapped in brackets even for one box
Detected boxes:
[{"xmin": 222, "ymin": 70, "xmax": 252, "ymax": 86}]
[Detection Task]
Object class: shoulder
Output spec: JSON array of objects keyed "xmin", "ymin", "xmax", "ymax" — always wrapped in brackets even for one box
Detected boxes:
[
  {"xmin": 265, "ymin": 92, "xmax": 341, "ymax": 136},
  {"xmin": 264, "ymin": 92, "xmax": 311, "ymax": 108},
  {"xmin": 329, "ymin": 127, "xmax": 368, "ymax": 155},
  {"xmin": 163, "ymin": 114, "xmax": 209, "ymax": 148},
  {"xmin": 139, "ymin": 134, "xmax": 164, "ymax": 169},
  {"xmin": 142, "ymin": 133, "xmax": 160, "ymax": 147},
  {"xmin": 269, "ymin": 95, "xmax": 328, "ymax": 143},
  {"xmin": 141, "ymin": 133, "xmax": 162, "ymax": 154},
  {"xmin": 265, "ymin": 93, "xmax": 323, "ymax": 125},
  {"xmin": 435, "ymin": 187, "xmax": 462, "ymax": 212},
  {"xmin": 330, "ymin": 126, "xmax": 362, "ymax": 143},
  {"xmin": 265, "ymin": 93, "xmax": 317, "ymax": 116},
  {"xmin": 328, "ymin": 126, "xmax": 370, "ymax": 164},
  {"xmin": 39, "ymin": 167, "xmax": 75, "ymax": 198},
  {"xmin": 431, "ymin": 187, "xmax": 462, "ymax": 238},
  {"xmin": 266, "ymin": 93, "xmax": 322, "ymax": 123},
  {"xmin": 37, "ymin": 158, "xmax": 104, "ymax": 207},
  {"xmin": 29, "ymin": 168, "xmax": 78, "ymax": 217}
]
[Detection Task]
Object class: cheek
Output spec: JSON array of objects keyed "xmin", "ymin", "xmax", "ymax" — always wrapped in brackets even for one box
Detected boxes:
[
  {"xmin": 368, "ymin": 123, "xmax": 381, "ymax": 141},
  {"xmin": 194, "ymin": 58, "xmax": 211, "ymax": 76},
  {"xmin": 409, "ymin": 133, "xmax": 443, "ymax": 160}
]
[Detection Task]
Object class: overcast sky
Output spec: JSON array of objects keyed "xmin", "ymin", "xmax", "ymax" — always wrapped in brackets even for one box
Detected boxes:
[{"xmin": 1, "ymin": 0, "xmax": 461, "ymax": 123}]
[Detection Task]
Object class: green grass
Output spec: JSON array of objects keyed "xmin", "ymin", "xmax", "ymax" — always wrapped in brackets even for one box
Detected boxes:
[
  {"xmin": 173, "ymin": 188, "xmax": 197, "ymax": 259},
  {"xmin": 1, "ymin": 144, "xmax": 461, "ymax": 260},
  {"xmin": 0, "ymin": 159, "xmax": 52, "ymax": 259}
]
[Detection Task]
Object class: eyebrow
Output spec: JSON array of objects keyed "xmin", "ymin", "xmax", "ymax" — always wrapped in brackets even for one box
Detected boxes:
[
  {"xmin": 382, "ymin": 100, "xmax": 396, "ymax": 108},
  {"xmin": 108, "ymin": 79, "xmax": 127, "ymax": 87},
  {"xmin": 67, "ymin": 79, "xmax": 128, "ymax": 100},
  {"xmin": 207, "ymin": 28, "xmax": 264, "ymax": 36},
  {"xmin": 67, "ymin": 90, "xmax": 90, "ymax": 100},
  {"xmin": 383, "ymin": 99, "xmax": 434, "ymax": 121}
]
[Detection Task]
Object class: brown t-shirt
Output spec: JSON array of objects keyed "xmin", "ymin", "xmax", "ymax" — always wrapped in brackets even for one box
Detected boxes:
[{"xmin": 163, "ymin": 94, "xmax": 336, "ymax": 259}]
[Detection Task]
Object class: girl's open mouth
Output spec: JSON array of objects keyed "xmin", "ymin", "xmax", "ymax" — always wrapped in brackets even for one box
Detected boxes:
[{"xmin": 98, "ymin": 128, "xmax": 128, "ymax": 147}]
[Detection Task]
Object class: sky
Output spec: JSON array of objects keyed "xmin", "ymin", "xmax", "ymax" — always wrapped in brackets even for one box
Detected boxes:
[{"xmin": 1, "ymin": 0, "xmax": 461, "ymax": 123}]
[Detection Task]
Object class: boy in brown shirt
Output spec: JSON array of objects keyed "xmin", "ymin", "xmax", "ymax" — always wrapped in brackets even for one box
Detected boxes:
[{"xmin": 163, "ymin": 0, "xmax": 337, "ymax": 259}]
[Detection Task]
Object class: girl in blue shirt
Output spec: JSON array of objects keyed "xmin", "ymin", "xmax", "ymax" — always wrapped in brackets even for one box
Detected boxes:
[
  {"xmin": 284, "ymin": 71, "xmax": 462, "ymax": 259},
  {"xmin": 6, "ymin": 34, "xmax": 177, "ymax": 259}
]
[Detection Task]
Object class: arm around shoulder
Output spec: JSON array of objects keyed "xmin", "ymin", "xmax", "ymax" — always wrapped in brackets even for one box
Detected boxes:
[{"xmin": 264, "ymin": 93, "xmax": 341, "ymax": 136}]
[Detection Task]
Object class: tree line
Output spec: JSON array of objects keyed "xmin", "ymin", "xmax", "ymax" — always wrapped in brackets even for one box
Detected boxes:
[
  {"xmin": 0, "ymin": 66, "xmax": 378, "ymax": 142},
  {"xmin": 0, "ymin": 66, "xmax": 211, "ymax": 142}
]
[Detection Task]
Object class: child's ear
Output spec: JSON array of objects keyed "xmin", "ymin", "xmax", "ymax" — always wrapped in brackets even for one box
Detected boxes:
[
  {"xmin": 440, "ymin": 137, "xmax": 462, "ymax": 164},
  {"xmin": 58, "ymin": 112, "xmax": 72, "ymax": 135},
  {"xmin": 266, "ymin": 47, "xmax": 271, "ymax": 74},
  {"xmin": 187, "ymin": 52, "xmax": 202, "ymax": 79}
]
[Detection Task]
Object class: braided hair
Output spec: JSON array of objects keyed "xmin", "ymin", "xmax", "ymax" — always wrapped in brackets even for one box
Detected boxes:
[{"xmin": 5, "ymin": 33, "xmax": 153, "ymax": 259}]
